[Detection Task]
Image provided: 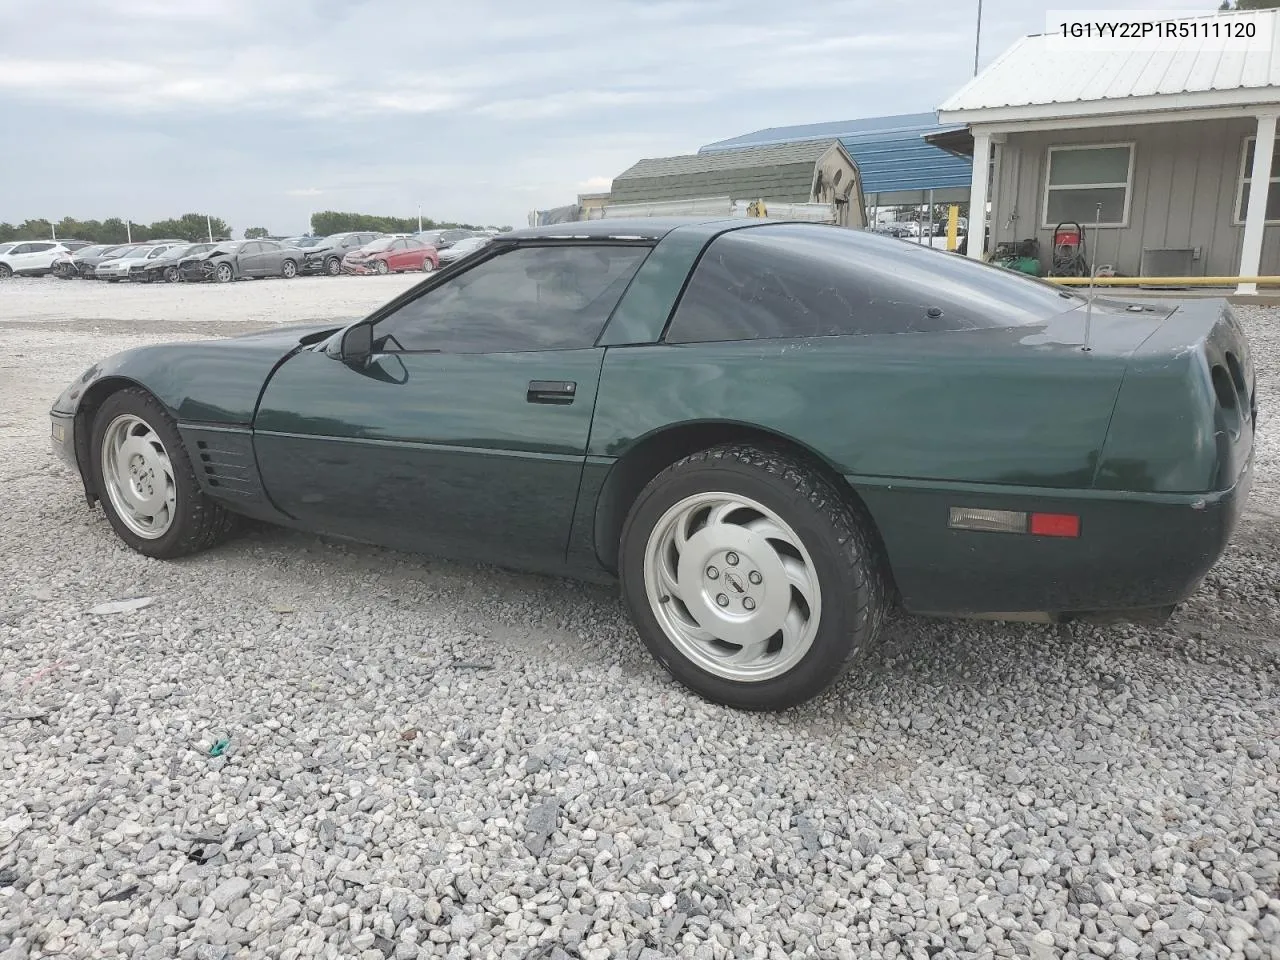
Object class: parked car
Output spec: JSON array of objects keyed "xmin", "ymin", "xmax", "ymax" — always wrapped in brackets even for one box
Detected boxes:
[
  {"xmin": 0, "ymin": 240, "xmax": 75, "ymax": 278},
  {"xmin": 96, "ymin": 243, "xmax": 186, "ymax": 282},
  {"xmin": 435, "ymin": 235, "xmax": 491, "ymax": 265},
  {"xmin": 300, "ymin": 232, "xmax": 384, "ymax": 276},
  {"xmin": 416, "ymin": 228, "xmax": 480, "ymax": 250},
  {"xmin": 46, "ymin": 219, "xmax": 1257, "ymax": 710},
  {"xmin": 341, "ymin": 236, "xmax": 439, "ymax": 275},
  {"xmin": 131, "ymin": 243, "xmax": 217, "ymax": 283},
  {"xmin": 283, "ymin": 236, "xmax": 324, "ymax": 249},
  {"xmin": 50, "ymin": 244, "xmax": 111, "ymax": 279},
  {"xmin": 179, "ymin": 239, "xmax": 307, "ymax": 282}
]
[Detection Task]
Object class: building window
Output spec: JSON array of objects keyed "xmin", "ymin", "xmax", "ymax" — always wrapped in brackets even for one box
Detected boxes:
[
  {"xmin": 1234, "ymin": 136, "xmax": 1280, "ymax": 224},
  {"xmin": 1042, "ymin": 143, "xmax": 1134, "ymax": 228}
]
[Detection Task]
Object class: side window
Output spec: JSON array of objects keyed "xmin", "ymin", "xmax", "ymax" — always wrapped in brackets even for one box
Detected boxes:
[
  {"xmin": 242, "ymin": 242, "xmax": 262, "ymax": 255},
  {"xmin": 374, "ymin": 244, "xmax": 651, "ymax": 354},
  {"xmin": 29, "ymin": 242, "xmax": 55, "ymax": 254},
  {"xmin": 260, "ymin": 241, "xmax": 279, "ymax": 252},
  {"xmin": 665, "ymin": 226, "xmax": 1063, "ymax": 344},
  {"xmin": 9, "ymin": 243, "xmax": 31, "ymax": 255}
]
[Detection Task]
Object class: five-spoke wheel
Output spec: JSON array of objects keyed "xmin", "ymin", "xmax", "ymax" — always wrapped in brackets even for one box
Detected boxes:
[
  {"xmin": 99, "ymin": 414, "xmax": 177, "ymax": 539},
  {"xmin": 620, "ymin": 443, "xmax": 885, "ymax": 711}
]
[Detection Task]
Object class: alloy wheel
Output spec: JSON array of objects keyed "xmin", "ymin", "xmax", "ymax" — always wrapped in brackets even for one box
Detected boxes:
[
  {"xmin": 100, "ymin": 414, "xmax": 177, "ymax": 540},
  {"xmin": 642, "ymin": 492, "xmax": 821, "ymax": 682}
]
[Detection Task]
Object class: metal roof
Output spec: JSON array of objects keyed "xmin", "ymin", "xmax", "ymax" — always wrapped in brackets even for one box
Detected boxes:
[
  {"xmin": 698, "ymin": 112, "xmax": 972, "ymax": 197},
  {"xmin": 609, "ymin": 140, "xmax": 848, "ymax": 205},
  {"xmin": 939, "ymin": 9, "xmax": 1280, "ymax": 121}
]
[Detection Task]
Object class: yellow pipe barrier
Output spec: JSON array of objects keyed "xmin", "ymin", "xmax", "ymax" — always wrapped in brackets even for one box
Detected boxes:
[{"xmin": 1045, "ymin": 275, "xmax": 1280, "ymax": 287}]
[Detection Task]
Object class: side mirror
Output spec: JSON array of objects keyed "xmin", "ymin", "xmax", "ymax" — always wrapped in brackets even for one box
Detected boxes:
[{"xmin": 340, "ymin": 323, "xmax": 374, "ymax": 366}]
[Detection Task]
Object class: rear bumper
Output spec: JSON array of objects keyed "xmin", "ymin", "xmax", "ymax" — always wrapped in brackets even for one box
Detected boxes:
[{"xmin": 855, "ymin": 456, "xmax": 1254, "ymax": 619}]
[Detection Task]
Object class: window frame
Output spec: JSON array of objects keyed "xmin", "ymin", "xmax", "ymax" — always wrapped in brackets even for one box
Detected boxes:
[
  {"xmin": 1040, "ymin": 142, "xmax": 1135, "ymax": 229},
  {"xmin": 361, "ymin": 238, "xmax": 655, "ymax": 356},
  {"xmin": 1232, "ymin": 134, "xmax": 1280, "ymax": 226}
]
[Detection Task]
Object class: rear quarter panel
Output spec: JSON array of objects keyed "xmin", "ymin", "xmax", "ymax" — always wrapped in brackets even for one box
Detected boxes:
[{"xmin": 590, "ymin": 331, "xmax": 1128, "ymax": 488}]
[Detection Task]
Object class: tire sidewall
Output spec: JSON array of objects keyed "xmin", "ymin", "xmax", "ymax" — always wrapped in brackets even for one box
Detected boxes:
[
  {"xmin": 326, "ymin": 257, "xmax": 341, "ymax": 276},
  {"xmin": 89, "ymin": 390, "xmax": 207, "ymax": 559},
  {"xmin": 282, "ymin": 259, "xmax": 297, "ymax": 278},
  {"xmin": 619, "ymin": 451, "xmax": 876, "ymax": 710},
  {"xmin": 375, "ymin": 260, "xmax": 389, "ymax": 275},
  {"xmin": 216, "ymin": 263, "xmax": 233, "ymax": 283}
]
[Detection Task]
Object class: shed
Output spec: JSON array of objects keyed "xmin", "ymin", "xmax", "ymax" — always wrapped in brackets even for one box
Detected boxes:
[
  {"xmin": 608, "ymin": 139, "xmax": 865, "ymax": 227},
  {"xmin": 699, "ymin": 112, "xmax": 972, "ymax": 208},
  {"xmin": 937, "ymin": 7, "xmax": 1280, "ymax": 292}
]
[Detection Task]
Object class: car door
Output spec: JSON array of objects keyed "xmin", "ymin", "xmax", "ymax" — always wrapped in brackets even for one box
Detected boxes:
[
  {"xmin": 26, "ymin": 242, "xmax": 59, "ymax": 271},
  {"xmin": 237, "ymin": 242, "xmax": 264, "ymax": 276},
  {"xmin": 252, "ymin": 240, "xmax": 654, "ymax": 569},
  {"xmin": 385, "ymin": 239, "xmax": 411, "ymax": 270},
  {"xmin": 256, "ymin": 241, "xmax": 283, "ymax": 275}
]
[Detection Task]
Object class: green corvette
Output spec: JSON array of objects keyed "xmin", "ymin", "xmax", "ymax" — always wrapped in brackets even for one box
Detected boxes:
[{"xmin": 50, "ymin": 218, "xmax": 1256, "ymax": 710}]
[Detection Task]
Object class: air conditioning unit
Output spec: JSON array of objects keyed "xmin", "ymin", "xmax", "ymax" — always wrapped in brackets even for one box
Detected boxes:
[{"xmin": 1139, "ymin": 247, "xmax": 1194, "ymax": 289}]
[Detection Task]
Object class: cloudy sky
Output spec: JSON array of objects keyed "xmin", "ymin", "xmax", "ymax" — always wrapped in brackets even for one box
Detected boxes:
[{"xmin": 1, "ymin": 0, "xmax": 1209, "ymax": 234}]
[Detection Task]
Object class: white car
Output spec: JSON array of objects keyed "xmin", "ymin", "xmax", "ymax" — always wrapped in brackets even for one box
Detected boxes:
[
  {"xmin": 0, "ymin": 240, "xmax": 73, "ymax": 279},
  {"xmin": 436, "ymin": 235, "xmax": 492, "ymax": 265},
  {"xmin": 94, "ymin": 243, "xmax": 184, "ymax": 281}
]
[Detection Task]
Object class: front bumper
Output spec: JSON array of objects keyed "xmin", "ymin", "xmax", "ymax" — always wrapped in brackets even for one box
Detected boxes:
[
  {"xmin": 341, "ymin": 260, "xmax": 374, "ymax": 275},
  {"xmin": 50, "ymin": 412, "xmax": 77, "ymax": 472},
  {"xmin": 300, "ymin": 253, "xmax": 338, "ymax": 274},
  {"xmin": 180, "ymin": 261, "xmax": 215, "ymax": 281}
]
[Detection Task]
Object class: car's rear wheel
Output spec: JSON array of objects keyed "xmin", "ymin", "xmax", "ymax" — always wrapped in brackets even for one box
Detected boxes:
[
  {"xmin": 281, "ymin": 259, "xmax": 297, "ymax": 279},
  {"xmin": 215, "ymin": 263, "xmax": 233, "ymax": 283},
  {"xmin": 325, "ymin": 257, "xmax": 341, "ymax": 276},
  {"xmin": 0, "ymin": 264, "xmax": 12, "ymax": 280},
  {"xmin": 90, "ymin": 388, "xmax": 237, "ymax": 559},
  {"xmin": 375, "ymin": 259, "xmax": 389, "ymax": 275},
  {"xmin": 619, "ymin": 443, "xmax": 885, "ymax": 711}
]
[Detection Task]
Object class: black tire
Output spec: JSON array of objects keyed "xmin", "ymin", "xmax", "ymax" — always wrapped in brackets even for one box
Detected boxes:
[
  {"xmin": 325, "ymin": 257, "xmax": 341, "ymax": 276},
  {"xmin": 374, "ymin": 259, "xmax": 389, "ymax": 275},
  {"xmin": 281, "ymin": 259, "xmax": 297, "ymax": 279},
  {"xmin": 0, "ymin": 263, "xmax": 13, "ymax": 280},
  {"xmin": 89, "ymin": 388, "xmax": 238, "ymax": 559},
  {"xmin": 618, "ymin": 443, "xmax": 886, "ymax": 711},
  {"xmin": 164, "ymin": 266, "xmax": 179, "ymax": 283},
  {"xmin": 215, "ymin": 262, "xmax": 234, "ymax": 283}
]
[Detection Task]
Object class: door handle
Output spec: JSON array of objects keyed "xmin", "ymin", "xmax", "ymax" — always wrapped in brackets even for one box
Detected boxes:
[{"xmin": 527, "ymin": 380, "xmax": 577, "ymax": 405}]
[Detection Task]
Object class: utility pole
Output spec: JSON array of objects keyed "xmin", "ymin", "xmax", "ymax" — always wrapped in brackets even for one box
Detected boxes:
[
  {"xmin": 418, "ymin": 204, "xmax": 423, "ymax": 233},
  {"xmin": 974, "ymin": 0, "xmax": 983, "ymax": 75},
  {"xmin": 126, "ymin": 219, "xmax": 132, "ymax": 243},
  {"xmin": 207, "ymin": 215, "xmax": 213, "ymax": 242}
]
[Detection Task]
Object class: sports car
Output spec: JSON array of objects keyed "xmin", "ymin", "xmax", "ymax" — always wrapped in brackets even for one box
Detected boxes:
[{"xmin": 48, "ymin": 218, "xmax": 1256, "ymax": 711}]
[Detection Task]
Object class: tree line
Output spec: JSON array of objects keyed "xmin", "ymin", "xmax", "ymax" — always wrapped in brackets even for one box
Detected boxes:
[
  {"xmin": 0, "ymin": 214, "xmax": 232, "ymax": 245},
  {"xmin": 309, "ymin": 211, "xmax": 512, "ymax": 235},
  {"xmin": 0, "ymin": 210, "xmax": 514, "ymax": 245}
]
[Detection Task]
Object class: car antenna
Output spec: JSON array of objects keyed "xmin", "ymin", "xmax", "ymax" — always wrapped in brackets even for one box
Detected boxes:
[{"xmin": 1081, "ymin": 202, "xmax": 1102, "ymax": 353}]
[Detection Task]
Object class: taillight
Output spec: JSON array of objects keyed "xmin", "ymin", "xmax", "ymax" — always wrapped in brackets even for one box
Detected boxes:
[{"xmin": 949, "ymin": 507, "xmax": 1080, "ymax": 538}]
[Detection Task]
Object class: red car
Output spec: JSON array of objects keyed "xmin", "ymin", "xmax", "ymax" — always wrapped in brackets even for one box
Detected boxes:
[{"xmin": 341, "ymin": 236, "xmax": 439, "ymax": 275}]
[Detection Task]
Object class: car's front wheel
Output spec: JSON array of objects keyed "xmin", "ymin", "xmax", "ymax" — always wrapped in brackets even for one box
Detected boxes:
[
  {"xmin": 281, "ymin": 259, "xmax": 297, "ymax": 279},
  {"xmin": 215, "ymin": 263, "xmax": 233, "ymax": 283},
  {"xmin": 619, "ymin": 443, "xmax": 886, "ymax": 711},
  {"xmin": 374, "ymin": 259, "xmax": 389, "ymax": 275},
  {"xmin": 164, "ymin": 266, "xmax": 179, "ymax": 283},
  {"xmin": 90, "ymin": 388, "xmax": 237, "ymax": 559},
  {"xmin": 325, "ymin": 257, "xmax": 341, "ymax": 276}
]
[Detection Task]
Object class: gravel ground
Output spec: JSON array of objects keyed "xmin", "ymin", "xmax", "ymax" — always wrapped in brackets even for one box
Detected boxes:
[{"xmin": 1, "ymin": 278, "xmax": 1278, "ymax": 960}]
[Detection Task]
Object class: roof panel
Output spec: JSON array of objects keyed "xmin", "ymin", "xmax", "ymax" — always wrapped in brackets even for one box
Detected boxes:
[{"xmin": 939, "ymin": 10, "xmax": 1280, "ymax": 115}]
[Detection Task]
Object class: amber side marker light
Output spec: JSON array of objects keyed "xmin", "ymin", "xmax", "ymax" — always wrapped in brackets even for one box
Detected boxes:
[{"xmin": 949, "ymin": 507, "xmax": 1080, "ymax": 538}]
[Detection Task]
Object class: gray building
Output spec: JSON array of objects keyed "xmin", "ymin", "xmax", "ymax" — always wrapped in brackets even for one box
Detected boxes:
[
  {"xmin": 608, "ymin": 139, "xmax": 866, "ymax": 228},
  {"xmin": 937, "ymin": 7, "xmax": 1280, "ymax": 293}
]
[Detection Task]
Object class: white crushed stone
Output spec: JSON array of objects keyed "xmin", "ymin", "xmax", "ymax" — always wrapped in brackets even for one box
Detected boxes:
[{"xmin": 0, "ymin": 279, "xmax": 1277, "ymax": 960}]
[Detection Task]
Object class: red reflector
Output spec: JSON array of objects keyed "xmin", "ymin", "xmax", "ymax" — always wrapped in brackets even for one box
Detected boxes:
[{"xmin": 1029, "ymin": 512, "xmax": 1080, "ymax": 538}]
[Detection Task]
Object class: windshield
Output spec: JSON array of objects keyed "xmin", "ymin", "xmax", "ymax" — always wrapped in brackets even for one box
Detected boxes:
[
  {"xmin": 76, "ymin": 245, "xmax": 107, "ymax": 257},
  {"xmin": 209, "ymin": 242, "xmax": 242, "ymax": 255},
  {"xmin": 0, "ymin": 243, "xmax": 16, "ymax": 255},
  {"xmin": 123, "ymin": 246, "xmax": 157, "ymax": 259},
  {"xmin": 362, "ymin": 238, "xmax": 395, "ymax": 253}
]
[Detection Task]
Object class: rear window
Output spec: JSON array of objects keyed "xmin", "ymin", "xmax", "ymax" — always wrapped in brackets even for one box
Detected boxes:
[{"xmin": 665, "ymin": 224, "xmax": 1084, "ymax": 344}]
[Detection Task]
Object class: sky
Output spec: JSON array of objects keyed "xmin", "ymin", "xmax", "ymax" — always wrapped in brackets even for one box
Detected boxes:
[{"xmin": 0, "ymin": 0, "xmax": 1211, "ymax": 235}]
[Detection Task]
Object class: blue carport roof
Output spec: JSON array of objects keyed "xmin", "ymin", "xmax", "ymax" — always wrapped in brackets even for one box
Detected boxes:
[{"xmin": 699, "ymin": 112, "xmax": 972, "ymax": 198}]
